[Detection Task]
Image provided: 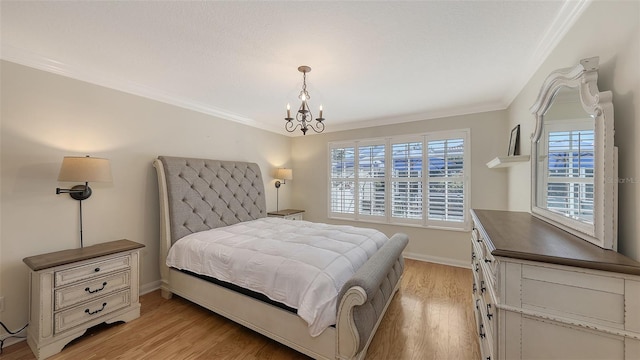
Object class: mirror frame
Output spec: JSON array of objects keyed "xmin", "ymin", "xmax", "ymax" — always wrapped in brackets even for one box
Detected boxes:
[{"xmin": 530, "ymin": 57, "xmax": 617, "ymax": 250}]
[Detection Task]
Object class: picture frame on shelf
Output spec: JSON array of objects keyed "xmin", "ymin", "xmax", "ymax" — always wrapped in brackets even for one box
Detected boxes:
[{"xmin": 508, "ymin": 124, "xmax": 520, "ymax": 156}]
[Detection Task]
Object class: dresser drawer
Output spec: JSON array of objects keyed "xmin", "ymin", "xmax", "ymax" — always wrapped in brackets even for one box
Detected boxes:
[
  {"xmin": 472, "ymin": 226, "xmax": 492, "ymax": 263},
  {"xmin": 55, "ymin": 255, "xmax": 130, "ymax": 287},
  {"xmin": 472, "ymin": 224, "xmax": 498, "ymax": 287},
  {"xmin": 54, "ymin": 290, "xmax": 131, "ymax": 334},
  {"xmin": 521, "ymin": 264, "xmax": 625, "ymax": 329},
  {"xmin": 474, "ymin": 292, "xmax": 495, "ymax": 360},
  {"xmin": 54, "ymin": 270, "xmax": 131, "ymax": 311}
]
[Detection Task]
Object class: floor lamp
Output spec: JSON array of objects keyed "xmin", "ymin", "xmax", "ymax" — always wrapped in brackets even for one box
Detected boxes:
[
  {"xmin": 56, "ymin": 156, "xmax": 112, "ymax": 248},
  {"xmin": 274, "ymin": 168, "xmax": 292, "ymax": 211}
]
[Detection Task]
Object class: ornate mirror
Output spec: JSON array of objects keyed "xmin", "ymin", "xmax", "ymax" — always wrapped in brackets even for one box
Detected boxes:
[{"xmin": 530, "ymin": 57, "xmax": 617, "ymax": 250}]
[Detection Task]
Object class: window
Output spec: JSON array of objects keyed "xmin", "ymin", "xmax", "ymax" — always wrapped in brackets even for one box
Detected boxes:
[
  {"xmin": 427, "ymin": 137, "xmax": 466, "ymax": 225},
  {"xmin": 357, "ymin": 143, "xmax": 385, "ymax": 218},
  {"xmin": 391, "ymin": 140, "xmax": 423, "ymax": 221},
  {"xmin": 329, "ymin": 129, "xmax": 470, "ymax": 230},
  {"xmin": 330, "ymin": 146, "xmax": 355, "ymax": 214}
]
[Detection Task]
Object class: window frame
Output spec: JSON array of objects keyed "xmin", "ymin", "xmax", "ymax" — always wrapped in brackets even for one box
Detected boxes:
[
  {"xmin": 389, "ymin": 135, "xmax": 425, "ymax": 227},
  {"xmin": 424, "ymin": 131, "xmax": 470, "ymax": 230},
  {"xmin": 328, "ymin": 129, "xmax": 471, "ymax": 231},
  {"xmin": 355, "ymin": 139, "xmax": 387, "ymax": 222},
  {"xmin": 328, "ymin": 143, "xmax": 357, "ymax": 219}
]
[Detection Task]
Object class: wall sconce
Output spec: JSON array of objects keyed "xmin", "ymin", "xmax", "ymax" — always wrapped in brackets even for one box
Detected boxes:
[
  {"xmin": 56, "ymin": 155, "xmax": 112, "ymax": 247},
  {"xmin": 274, "ymin": 168, "xmax": 292, "ymax": 211}
]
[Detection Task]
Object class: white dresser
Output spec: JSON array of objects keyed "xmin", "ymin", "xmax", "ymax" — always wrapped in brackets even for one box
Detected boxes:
[
  {"xmin": 23, "ymin": 239, "xmax": 144, "ymax": 360},
  {"xmin": 471, "ymin": 209, "xmax": 640, "ymax": 360}
]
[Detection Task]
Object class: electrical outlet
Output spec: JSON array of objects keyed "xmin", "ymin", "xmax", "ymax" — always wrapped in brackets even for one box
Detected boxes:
[{"xmin": 0, "ymin": 296, "xmax": 4, "ymax": 312}]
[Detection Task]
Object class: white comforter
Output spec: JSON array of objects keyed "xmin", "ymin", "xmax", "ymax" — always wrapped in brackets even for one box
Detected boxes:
[{"xmin": 166, "ymin": 217, "xmax": 389, "ymax": 336}]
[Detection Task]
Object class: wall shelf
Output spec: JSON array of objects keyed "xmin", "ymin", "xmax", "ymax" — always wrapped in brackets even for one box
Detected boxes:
[{"xmin": 486, "ymin": 155, "xmax": 530, "ymax": 168}]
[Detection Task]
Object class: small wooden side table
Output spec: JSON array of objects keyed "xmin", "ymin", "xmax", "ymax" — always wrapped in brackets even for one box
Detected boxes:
[{"xmin": 267, "ymin": 209, "xmax": 305, "ymax": 221}]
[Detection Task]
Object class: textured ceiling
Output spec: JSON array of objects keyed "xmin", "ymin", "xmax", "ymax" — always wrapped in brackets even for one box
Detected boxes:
[{"xmin": 1, "ymin": 1, "xmax": 589, "ymax": 136}]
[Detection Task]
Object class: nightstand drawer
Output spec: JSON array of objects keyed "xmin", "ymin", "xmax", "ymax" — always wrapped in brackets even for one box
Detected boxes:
[
  {"xmin": 286, "ymin": 213, "xmax": 303, "ymax": 221},
  {"xmin": 54, "ymin": 290, "xmax": 131, "ymax": 334},
  {"xmin": 55, "ymin": 270, "xmax": 131, "ymax": 311},
  {"xmin": 55, "ymin": 255, "xmax": 130, "ymax": 287}
]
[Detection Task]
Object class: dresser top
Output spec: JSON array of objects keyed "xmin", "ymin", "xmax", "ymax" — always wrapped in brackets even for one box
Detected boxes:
[
  {"xmin": 23, "ymin": 239, "xmax": 144, "ymax": 271},
  {"xmin": 471, "ymin": 209, "xmax": 640, "ymax": 276}
]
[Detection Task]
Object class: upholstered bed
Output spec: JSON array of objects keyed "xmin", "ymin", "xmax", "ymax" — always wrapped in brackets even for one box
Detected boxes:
[{"xmin": 153, "ymin": 156, "xmax": 408, "ymax": 360}]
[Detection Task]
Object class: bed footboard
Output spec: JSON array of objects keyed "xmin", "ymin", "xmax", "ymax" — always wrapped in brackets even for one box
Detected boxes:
[{"xmin": 336, "ymin": 233, "xmax": 408, "ymax": 359}]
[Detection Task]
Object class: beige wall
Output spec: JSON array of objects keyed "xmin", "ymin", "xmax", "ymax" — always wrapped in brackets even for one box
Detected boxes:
[
  {"xmin": 0, "ymin": 61, "xmax": 292, "ymax": 334},
  {"xmin": 506, "ymin": 1, "xmax": 640, "ymax": 261},
  {"xmin": 291, "ymin": 110, "xmax": 509, "ymax": 266}
]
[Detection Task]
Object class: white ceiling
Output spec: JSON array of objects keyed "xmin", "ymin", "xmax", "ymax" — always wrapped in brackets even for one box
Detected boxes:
[{"xmin": 1, "ymin": 1, "xmax": 589, "ymax": 136}]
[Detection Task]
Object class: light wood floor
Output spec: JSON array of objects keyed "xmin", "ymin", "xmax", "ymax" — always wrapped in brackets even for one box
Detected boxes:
[{"xmin": 3, "ymin": 259, "xmax": 480, "ymax": 359}]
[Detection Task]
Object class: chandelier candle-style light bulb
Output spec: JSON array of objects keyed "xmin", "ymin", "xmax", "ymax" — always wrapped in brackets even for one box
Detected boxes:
[{"xmin": 284, "ymin": 65, "xmax": 326, "ymax": 135}]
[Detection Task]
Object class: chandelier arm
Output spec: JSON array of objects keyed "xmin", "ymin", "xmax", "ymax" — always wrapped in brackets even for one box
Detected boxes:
[
  {"xmin": 285, "ymin": 120, "xmax": 301, "ymax": 133},
  {"xmin": 306, "ymin": 121, "xmax": 325, "ymax": 133}
]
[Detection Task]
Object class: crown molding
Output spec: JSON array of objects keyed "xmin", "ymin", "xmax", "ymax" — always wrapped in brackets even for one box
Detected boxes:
[
  {"xmin": 1, "ymin": 44, "xmax": 285, "ymax": 136},
  {"xmin": 323, "ymin": 101, "xmax": 507, "ymax": 134},
  {"xmin": 504, "ymin": 0, "xmax": 592, "ymax": 107}
]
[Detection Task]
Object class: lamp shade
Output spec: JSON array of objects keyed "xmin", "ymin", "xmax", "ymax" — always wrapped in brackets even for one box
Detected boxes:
[
  {"xmin": 57, "ymin": 156, "xmax": 112, "ymax": 183},
  {"xmin": 275, "ymin": 168, "xmax": 293, "ymax": 181}
]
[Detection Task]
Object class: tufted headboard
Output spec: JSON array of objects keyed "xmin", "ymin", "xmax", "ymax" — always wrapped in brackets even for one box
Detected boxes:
[{"xmin": 155, "ymin": 156, "xmax": 267, "ymax": 244}]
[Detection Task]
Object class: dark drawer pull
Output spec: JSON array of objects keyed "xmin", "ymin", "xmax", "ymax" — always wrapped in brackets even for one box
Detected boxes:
[
  {"xmin": 94, "ymin": 267, "xmax": 101, "ymax": 272},
  {"xmin": 486, "ymin": 303, "xmax": 493, "ymax": 320},
  {"xmin": 475, "ymin": 264, "xmax": 479, "ymax": 272},
  {"xmin": 479, "ymin": 324, "xmax": 486, "ymax": 338},
  {"xmin": 475, "ymin": 299, "xmax": 480, "ymax": 310},
  {"xmin": 480, "ymin": 280, "xmax": 486, "ymax": 294},
  {"xmin": 85, "ymin": 302, "xmax": 107, "ymax": 315},
  {"xmin": 484, "ymin": 258, "xmax": 492, "ymax": 263},
  {"xmin": 473, "ymin": 283, "xmax": 477, "ymax": 293},
  {"xmin": 85, "ymin": 282, "xmax": 107, "ymax": 294},
  {"xmin": 472, "ymin": 251, "xmax": 476, "ymax": 260}
]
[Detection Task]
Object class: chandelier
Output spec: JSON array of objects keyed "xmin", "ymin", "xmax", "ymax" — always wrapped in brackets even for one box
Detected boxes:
[{"xmin": 285, "ymin": 65, "xmax": 325, "ymax": 135}]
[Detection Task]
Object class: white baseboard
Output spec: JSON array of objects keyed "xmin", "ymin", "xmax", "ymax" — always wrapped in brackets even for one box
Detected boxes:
[
  {"xmin": 403, "ymin": 251, "xmax": 470, "ymax": 269},
  {"xmin": 140, "ymin": 280, "xmax": 161, "ymax": 295}
]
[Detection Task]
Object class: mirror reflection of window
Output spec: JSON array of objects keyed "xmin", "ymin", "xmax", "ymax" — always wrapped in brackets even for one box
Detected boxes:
[{"xmin": 544, "ymin": 126, "xmax": 595, "ymax": 223}]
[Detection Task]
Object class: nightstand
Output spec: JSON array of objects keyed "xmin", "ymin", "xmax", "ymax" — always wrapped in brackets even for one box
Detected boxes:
[
  {"xmin": 23, "ymin": 239, "xmax": 144, "ymax": 360},
  {"xmin": 267, "ymin": 209, "xmax": 305, "ymax": 221}
]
